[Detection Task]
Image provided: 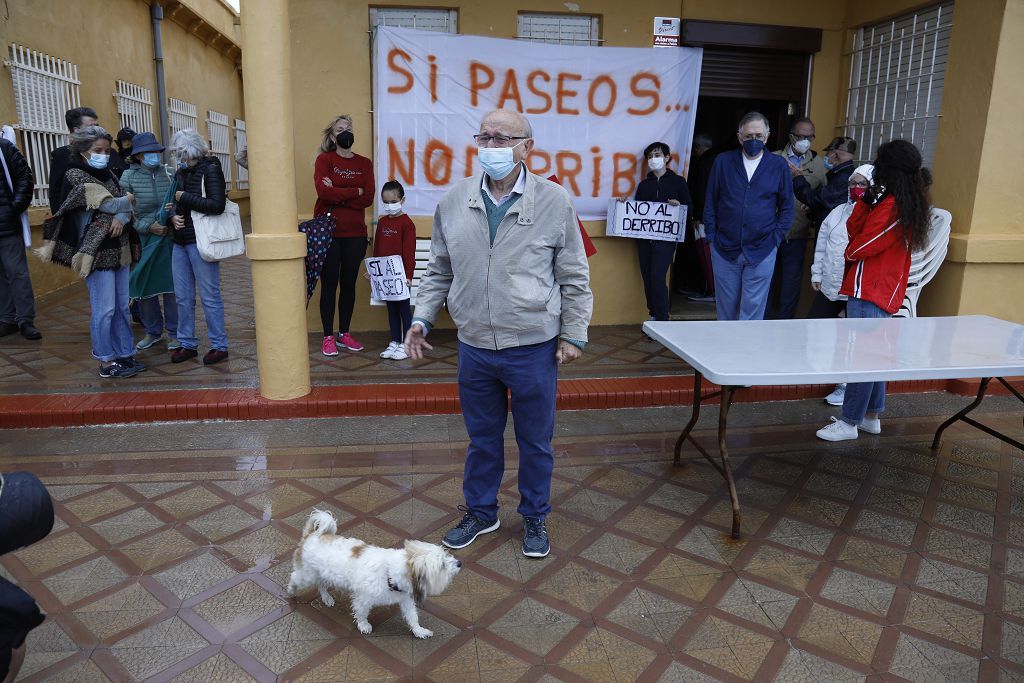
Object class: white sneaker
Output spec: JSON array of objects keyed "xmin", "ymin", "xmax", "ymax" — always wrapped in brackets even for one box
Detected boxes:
[
  {"xmin": 858, "ymin": 417, "xmax": 882, "ymax": 434},
  {"xmin": 390, "ymin": 344, "xmax": 409, "ymax": 360},
  {"xmin": 380, "ymin": 342, "xmax": 398, "ymax": 359},
  {"xmin": 816, "ymin": 417, "xmax": 859, "ymax": 442},
  {"xmin": 825, "ymin": 384, "xmax": 847, "ymax": 406}
]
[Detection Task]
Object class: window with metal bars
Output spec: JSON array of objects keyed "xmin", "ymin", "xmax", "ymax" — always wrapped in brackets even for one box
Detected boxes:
[
  {"xmin": 3, "ymin": 43, "xmax": 81, "ymax": 206},
  {"xmin": 369, "ymin": 8, "xmax": 457, "ymax": 33},
  {"xmin": 207, "ymin": 110, "xmax": 233, "ymax": 190},
  {"xmin": 843, "ymin": 2, "xmax": 954, "ymax": 165},
  {"xmin": 114, "ymin": 80, "xmax": 154, "ymax": 138},
  {"xmin": 517, "ymin": 13, "xmax": 601, "ymax": 46},
  {"xmin": 234, "ymin": 118, "xmax": 248, "ymax": 190}
]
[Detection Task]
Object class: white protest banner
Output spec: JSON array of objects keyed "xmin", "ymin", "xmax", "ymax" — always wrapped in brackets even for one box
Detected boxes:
[
  {"xmin": 366, "ymin": 255, "xmax": 410, "ymax": 303},
  {"xmin": 605, "ymin": 199, "xmax": 687, "ymax": 243},
  {"xmin": 373, "ymin": 27, "xmax": 702, "ymax": 220}
]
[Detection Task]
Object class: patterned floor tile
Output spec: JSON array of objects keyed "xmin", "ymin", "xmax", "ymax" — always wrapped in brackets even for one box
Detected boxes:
[
  {"xmin": 119, "ymin": 528, "xmax": 198, "ymax": 571},
  {"xmin": 902, "ymin": 591, "xmax": 984, "ymax": 649},
  {"xmin": 656, "ymin": 661, "xmax": 721, "ymax": 682},
  {"xmin": 559, "ymin": 487, "xmax": 626, "ymax": 523},
  {"xmin": 295, "ymin": 645, "xmax": 400, "ymax": 682},
  {"xmin": 245, "ymin": 482, "xmax": 316, "ymax": 518},
  {"xmin": 743, "ymin": 545, "xmax": 820, "ymax": 592},
  {"xmin": 43, "ymin": 659, "xmax": 112, "ymax": 682},
  {"xmin": 797, "ymin": 604, "xmax": 883, "ymax": 666},
  {"xmin": 915, "ymin": 557, "xmax": 989, "ymax": 605},
  {"xmin": 939, "ymin": 481, "xmax": 997, "ymax": 512},
  {"xmin": 1006, "ymin": 548, "xmax": 1024, "ymax": 580},
  {"xmin": 773, "ymin": 645, "xmax": 866, "ymax": 682},
  {"xmin": 476, "ymin": 539, "xmax": 549, "ymax": 583},
  {"xmin": 337, "ymin": 480, "xmax": 404, "ymax": 513},
  {"xmin": 489, "ymin": 597, "xmax": 580, "ymax": 656},
  {"xmin": 281, "ymin": 503, "xmax": 355, "ymax": 533},
  {"xmin": 605, "ymin": 587, "xmax": 696, "ymax": 644},
  {"xmin": 934, "ymin": 502, "xmax": 996, "ymax": 537},
  {"xmin": 362, "ymin": 611, "xmax": 460, "ymax": 666},
  {"xmin": 888, "ymin": 632, "xmax": 980, "ymax": 682},
  {"xmin": 559, "ymin": 626, "xmax": 659, "ymax": 681},
  {"xmin": 703, "ymin": 500, "xmax": 769, "ymax": 535},
  {"xmin": 154, "ymin": 486, "xmax": 226, "ymax": 519},
  {"xmin": 677, "ymin": 524, "xmax": 748, "ymax": 566},
  {"xmin": 786, "ymin": 494, "xmax": 851, "ymax": 528},
  {"xmin": 591, "ymin": 467, "xmax": 655, "ymax": 497},
  {"xmin": 110, "ymin": 616, "xmax": 209, "ymax": 680},
  {"xmin": 63, "ymin": 487, "xmax": 136, "ymax": 523},
  {"xmin": 837, "ymin": 537, "xmax": 909, "ymax": 580},
  {"xmin": 193, "ymin": 579, "xmax": 285, "ymax": 635},
  {"xmin": 1004, "ymin": 579, "xmax": 1024, "ymax": 618},
  {"xmin": 865, "ymin": 486, "xmax": 925, "ymax": 518},
  {"xmin": 924, "ymin": 528, "xmax": 993, "ymax": 569},
  {"xmin": 682, "ymin": 615, "xmax": 776, "ymax": 680},
  {"xmin": 645, "ymin": 482, "xmax": 710, "ymax": 515},
  {"xmin": 91, "ymin": 507, "xmax": 166, "ymax": 545},
  {"xmin": 168, "ymin": 652, "xmax": 258, "ymax": 682},
  {"xmin": 154, "ymin": 552, "xmax": 236, "ymax": 600},
  {"xmin": 767, "ymin": 518, "xmax": 836, "ymax": 556},
  {"xmin": 819, "ymin": 567, "xmax": 896, "ymax": 617},
  {"xmin": 579, "ymin": 531, "xmax": 656, "ymax": 575},
  {"xmin": 126, "ymin": 481, "xmax": 189, "ymax": 498},
  {"xmin": 73, "ymin": 582, "xmax": 166, "ymax": 640},
  {"xmin": 716, "ymin": 577, "xmax": 798, "ymax": 630},
  {"xmin": 336, "ymin": 521, "xmax": 401, "ymax": 550},
  {"xmin": 615, "ymin": 505, "xmax": 685, "ymax": 543},
  {"xmin": 646, "ymin": 553, "xmax": 726, "ymax": 602},
  {"xmin": 853, "ymin": 509, "xmax": 918, "ymax": 547},
  {"xmin": 537, "ymin": 561, "xmax": 620, "ymax": 612},
  {"xmin": 239, "ymin": 611, "xmax": 334, "ymax": 675},
  {"xmin": 188, "ymin": 504, "xmax": 261, "ymax": 542},
  {"xmin": 430, "ymin": 568, "xmax": 513, "ymax": 621},
  {"xmin": 876, "ymin": 465, "xmax": 932, "ymax": 495},
  {"xmin": 1003, "ymin": 620, "xmax": 1024, "ymax": 666},
  {"xmin": 14, "ymin": 531, "xmax": 96, "ymax": 575},
  {"xmin": 14, "ymin": 620, "xmax": 79, "ymax": 679},
  {"xmin": 42, "ymin": 556, "xmax": 126, "ymax": 606},
  {"xmin": 220, "ymin": 524, "xmax": 296, "ymax": 567}
]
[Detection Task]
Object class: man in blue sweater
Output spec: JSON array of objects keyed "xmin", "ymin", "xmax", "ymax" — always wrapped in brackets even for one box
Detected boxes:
[{"xmin": 704, "ymin": 112, "xmax": 795, "ymax": 320}]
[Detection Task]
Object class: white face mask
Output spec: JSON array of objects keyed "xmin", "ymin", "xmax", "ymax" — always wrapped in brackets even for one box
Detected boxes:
[
  {"xmin": 648, "ymin": 156, "xmax": 666, "ymax": 172},
  {"xmin": 383, "ymin": 202, "xmax": 403, "ymax": 216},
  {"xmin": 478, "ymin": 140, "xmax": 524, "ymax": 180},
  {"xmin": 792, "ymin": 138, "xmax": 811, "ymax": 154}
]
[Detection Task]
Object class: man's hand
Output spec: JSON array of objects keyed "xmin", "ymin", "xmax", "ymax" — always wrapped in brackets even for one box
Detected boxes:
[
  {"xmin": 404, "ymin": 322, "xmax": 433, "ymax": 360},
  {"xmin": 126, "ymin": 192, "xmax": 136, "ymax": 206},
  {"xmin": 667, "ymin": 199, "xmax": 681, "ymax": 206},
  {"xmin": 171, "ymin": 214, "xmax": 185, "ymax": 230},
  {"xmin": 556, "ymin": 340, "xmax": 582, "ymax": 365},
  {"xmin": 150, "ymin": 222, "xmax": 167, "ymax": 236},
  {"xmin": 175, "ymin": 190, "xmax": 184, "ymax": 201},
  {"xmin": 615, "ymin": 196, "xmax": 629, "ymax": 202},
  {"xmin": 321, "ymin": 177, "xmax": 333, "ymax": 188},
  {"xmin": 811, "ymin": 281, "xmax": 821, "ymax": 292},
  {"xmin": 788, "ymin": 162, "xmax": 803, "ymax": 178},
  {"xmin": 109, "ymin": 219, "xmax": 125, "ymax": 237}
]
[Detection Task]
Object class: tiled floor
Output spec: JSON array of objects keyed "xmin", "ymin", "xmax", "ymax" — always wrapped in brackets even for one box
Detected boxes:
[
  {"xmin": 2, "ymin": 395, "xmax": 1023, "ymax": 681},
  {"xmin": 0, "ymin": 256, "xmax": 683, "ymax": 395}
]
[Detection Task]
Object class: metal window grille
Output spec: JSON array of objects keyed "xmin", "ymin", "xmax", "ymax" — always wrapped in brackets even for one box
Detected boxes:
[
  {"xmin": 369, "ymin": 8, "xmax": 457, "ymax": 33},
  {"xmin": 168, "ymin": 97, "xmax": 197, "ymax": 138},
  {"xmin": 517, "ymin": 13, "xmax": 601, "ymax": 46},
  {"xmin": 4, "ymin": 44, "xmax": 80, "ymax": 206},
  {"xmin": 114, "ymin": 80, "xmax": 154, "ymax": 136},
  {"xmin": 207, "ymin": 110, "xmax": 232, "ymax": 190},
  {"xmin": 234, "ymin": 118, "xmax": 248, "ymax": 190},
  {"xmin": 843, "ymin": 2, "xmax": 954, "ymax": 165}
]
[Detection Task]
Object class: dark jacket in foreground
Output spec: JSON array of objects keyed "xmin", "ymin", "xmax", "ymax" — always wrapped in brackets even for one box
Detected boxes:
[
  {"xmin": 0, "ymin": 140, "xmax": 34, "ymax": 239},
  {"xmin": 172, "ymin": 156, "xmax": 226, "ymax": 246}
]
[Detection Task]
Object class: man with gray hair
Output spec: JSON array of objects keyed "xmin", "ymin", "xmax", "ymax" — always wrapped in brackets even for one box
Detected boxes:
[
  {"xmin": 703, "ymin": 112, "xmax": 794, "ymax": 320},
  {"xmin": 405, "ymin": 108, "xmax": 592, "ymax": 559}
]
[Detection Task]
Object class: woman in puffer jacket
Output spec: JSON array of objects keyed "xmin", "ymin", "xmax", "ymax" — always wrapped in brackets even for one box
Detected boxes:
[
  {"xmin": 807, "ymin": 164, "xmax": 874, "ymax": 319},
  {"xmin": 168, "ymin": 129, "xmax": 229, "ymax": 366}
]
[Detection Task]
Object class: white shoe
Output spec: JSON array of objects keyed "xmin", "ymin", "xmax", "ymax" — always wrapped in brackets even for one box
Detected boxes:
[
  {"xmin": 380, "ymin": 342, "xmax": 398, "ymax": 359},
  {"xmin": 825, "ymin": 384, "xmax": 847, "ymax": 406},
  {"xmin": 390, "ymin": 344, "xmax": 409, "ymax": 360},
  {"xmin": 816, "ymin": 417, "xmax": 859, "ymax": 442},
  {"xmin": 858, "ymin": 417, "xmax": 882, "ymax": 434}
]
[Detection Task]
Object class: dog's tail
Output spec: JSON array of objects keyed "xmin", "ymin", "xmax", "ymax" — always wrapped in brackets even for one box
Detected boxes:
[{"xmin": 302, "ymin": 508, "xmax": 337, "ymax": 541}]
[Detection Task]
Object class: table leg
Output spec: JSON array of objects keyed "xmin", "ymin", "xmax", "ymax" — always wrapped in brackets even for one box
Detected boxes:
[
  {"xmin": 718, "ymin": 386, "xmax": 741, "ymax": 539},
  {"xmin": 932, "ymin": 377, "xmax": 1024, "ymax": 453},
  {"xmin": 674, "ymin": 372, "xmax": 703, "ymax": 466}
]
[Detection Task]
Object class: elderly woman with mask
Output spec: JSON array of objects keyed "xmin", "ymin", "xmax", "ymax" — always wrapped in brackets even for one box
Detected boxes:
[
  {"xmin": 36, "ymin": 125, "xmax": 143, "ymax": 378},
  {"xmin": 168, "ymin": 128, "xmax": 229, "ymax": 365}
]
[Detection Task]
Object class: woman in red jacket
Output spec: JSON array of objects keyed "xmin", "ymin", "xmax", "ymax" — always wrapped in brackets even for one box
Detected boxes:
[
  {"xmin": 314, "ymin": 115, "xmax": 375, "ymax": 356},
  {"xmin": 817, "ymin": 140, "xmax": 931, "ymax": 441}
]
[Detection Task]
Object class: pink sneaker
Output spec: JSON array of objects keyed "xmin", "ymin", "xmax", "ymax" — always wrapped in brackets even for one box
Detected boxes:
[
  {"xmin": 338, "ymin": 332, "xmax": 364, "ymax": 352},
  {"xmin": 321, "ymin": 335, "xmax": 339, "ymax": 356}
]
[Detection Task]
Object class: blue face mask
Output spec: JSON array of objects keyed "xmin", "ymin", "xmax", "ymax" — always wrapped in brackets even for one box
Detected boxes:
[
  {"xmin": 177, "ymin": 161, "xmax": 188, "ymax": 171},
  {"xmin": 823, "ymin": 155, "xmax": 835, "ymax": 170},
  {"xmin": 87, "ymin": 153, "xmax": 109, "ymax": 170},
  {"xmin": 142, "ymin": 153, "xmax": 162, "ymax": 168},
  {"xmin": 741, "ymin": 139, "xmax": 766, "ymax": 157},
  {"xmin": 478, "ymin": 141, "xmax": 524, "ymax": 180}
]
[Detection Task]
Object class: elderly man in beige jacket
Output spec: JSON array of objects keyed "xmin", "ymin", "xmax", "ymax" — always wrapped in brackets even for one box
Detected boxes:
[{"xmin": 405, "ymin": 109, "xmax": 593, "ymax": 559}]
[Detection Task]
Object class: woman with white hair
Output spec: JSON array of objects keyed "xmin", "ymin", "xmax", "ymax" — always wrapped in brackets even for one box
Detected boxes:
[{"xmin": 168, "ymin": 128, "xmax": 229, "ymax": 365}]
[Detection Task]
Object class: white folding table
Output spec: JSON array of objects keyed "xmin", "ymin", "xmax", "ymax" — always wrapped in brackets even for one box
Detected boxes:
[{"xmin": 643, "ymin": 315, "xmax": 1024, "ymax": 539}]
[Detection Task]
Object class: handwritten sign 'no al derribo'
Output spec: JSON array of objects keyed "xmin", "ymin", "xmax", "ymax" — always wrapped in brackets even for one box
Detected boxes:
[
  {"xmin": 366, "ymin": 255, "xmax": 410, "ymax": 302},
  {"xmin": 605, "ymin": 200, "xmax": 687, "ymax": 243}
]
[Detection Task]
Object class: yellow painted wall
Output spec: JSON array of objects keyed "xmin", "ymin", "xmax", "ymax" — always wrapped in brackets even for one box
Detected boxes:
[
  {"xmin": 291, "ymin": 0, "xmax": 857, "ymax": 332},
  {"xmin": 0, "ymin": 0, "xmax": 246, "ymax": 298}
]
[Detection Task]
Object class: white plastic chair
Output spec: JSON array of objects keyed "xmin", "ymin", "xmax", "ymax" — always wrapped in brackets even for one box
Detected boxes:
[{"xmin": 895, "ymin": 208, "xmax": 951, "ymax": 319}]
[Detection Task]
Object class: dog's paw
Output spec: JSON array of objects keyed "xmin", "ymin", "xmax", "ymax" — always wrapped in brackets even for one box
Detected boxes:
[
  {"xmin": 357, "ymin": 620, "xmax": 372, "ymax": 635},
  {"xmin": 412, "ymin": 627, "xmax": 433, "ymax": 639},
  {"xmin": 320, "ymin": 594, "xmax": 335, "ymax": 608}
]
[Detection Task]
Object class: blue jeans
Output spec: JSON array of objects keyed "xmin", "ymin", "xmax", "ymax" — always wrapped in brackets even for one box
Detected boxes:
[
  {"xmin": 842, "ymin": 297, "xmax": 891, "ymax": 424},
  {"xmin": 139, "ymin": 293, "xmax": 178, "ymax": 338},
  {"xmin": 711, "ymin": 245, "xmax": 777, "ymax": 320},
  {"xmin": 85, "ymin": 266, "xmax": 135, "ymax": 362},
  {"xmin": 768, "ymin": 238, "xmax": 807, "ymax": 319},
  {"xmin": 458, "ymin": 338, "xmax": 558, "ymax": 520},
  {"xmin": 636, "ymin": 239, "xmax": 676, "ymax": 321},
  {"xmin": 172, "ymin": 243, "xmax": 227, "ymax": 351}
]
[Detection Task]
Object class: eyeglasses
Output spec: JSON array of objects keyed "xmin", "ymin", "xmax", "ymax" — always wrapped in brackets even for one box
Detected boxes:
[
  {"xmin": 474, "ymin": 134, "xmax": 529, "ymax": 147},
  {"xmin": 739, "ymin": 133, "xmax": 767, "ymax": 142}
]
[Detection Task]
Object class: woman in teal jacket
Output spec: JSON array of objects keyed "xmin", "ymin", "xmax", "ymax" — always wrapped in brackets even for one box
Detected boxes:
[{"xmin": 119, "ymin": 132, "xmax": 178, "ymax": 351}]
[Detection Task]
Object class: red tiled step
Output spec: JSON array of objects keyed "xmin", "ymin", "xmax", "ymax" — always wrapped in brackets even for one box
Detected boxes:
[{"xmin": 2, "ymin": 375, "xmax": 1020, "ymax": 429}]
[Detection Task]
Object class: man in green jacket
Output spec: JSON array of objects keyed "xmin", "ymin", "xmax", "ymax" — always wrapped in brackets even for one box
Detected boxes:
[
  {"xmin": 769, "ymin": 117, "xmax": 826, "ymax": 319},
  {"xmin": 119, "ymin": 132, "xmax": 179, "ymax": 351}
]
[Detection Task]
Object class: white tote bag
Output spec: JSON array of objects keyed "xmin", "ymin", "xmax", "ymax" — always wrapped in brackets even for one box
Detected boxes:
[{"xmin": 192, "ymin": 174, "xmax": 244, "ymax": 262}]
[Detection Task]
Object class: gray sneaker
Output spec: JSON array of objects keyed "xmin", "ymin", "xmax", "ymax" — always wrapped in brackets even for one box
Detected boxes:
[
  {"xmin": 442, "ymin": 506, "xmax": 499, "ymax": 549},
  {"xmin": 522, "ymin": 516, "xmax": 550, "ymax": 558},
  {"xmin": 136, "ymin": 333, "xmax": 163, "ymax": 350}
]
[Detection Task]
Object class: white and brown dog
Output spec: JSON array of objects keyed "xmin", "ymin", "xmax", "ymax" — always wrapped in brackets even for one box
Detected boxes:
[{"xmin": 287, "ymin": 509, "xmax": 461, "ymax": 638}]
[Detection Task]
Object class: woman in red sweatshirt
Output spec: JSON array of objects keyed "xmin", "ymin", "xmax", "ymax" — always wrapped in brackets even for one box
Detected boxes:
[
  {"xmin": 817, "ymin": 140, "xmax": 931, "ymax": 442},
  {"xmin": 314, "ymin": 115, "xmax": 375, "ymax": 356}
]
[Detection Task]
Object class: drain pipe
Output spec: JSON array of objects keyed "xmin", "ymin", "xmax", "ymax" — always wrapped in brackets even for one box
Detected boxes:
[{"xmin": 151, "ymin": 3, "xmax": 171, "ymax": 157}]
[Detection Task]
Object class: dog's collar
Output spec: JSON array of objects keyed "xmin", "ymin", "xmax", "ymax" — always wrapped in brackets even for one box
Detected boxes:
[{"xmin": 387, "ymin": 574, "xmax": 403, "ymax": 593}]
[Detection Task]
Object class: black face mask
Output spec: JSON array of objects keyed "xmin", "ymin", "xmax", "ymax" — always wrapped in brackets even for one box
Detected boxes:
[{"xmin": 336, "ymin": 131, "xmax": 354, "ymax": 149}]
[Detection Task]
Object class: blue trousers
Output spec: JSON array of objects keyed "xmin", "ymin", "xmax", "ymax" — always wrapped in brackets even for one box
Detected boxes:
[
  {"xmin": 768, "ymin": 238, "xmax": 808, "ymax": 319},
  {"xmin": 842, "ymin": 297, "xmax": 890, "ymax": 424},
  {"xmin": 711, "ymin": 245, "xmax": 777, "ymax": 320},
  {"xmin": 458, "ymin": 338, "xmax": 558, "ymax": 520},
  {"xmin": 172, "ymin": 243, "xmax": 227, "ymax": 351},
  {"xmin": 636, "ymin": 239, "xmax": 675, "ymax": 321},
  {"xmin": 85, "ymin": 266, "xmax": 135, "ymax": 362},
  {"xmin": 139, "ymin": 293, "xmax": 178, "ymax": 338}
]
